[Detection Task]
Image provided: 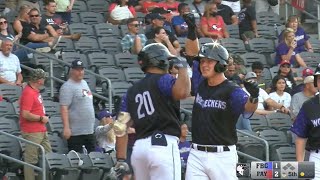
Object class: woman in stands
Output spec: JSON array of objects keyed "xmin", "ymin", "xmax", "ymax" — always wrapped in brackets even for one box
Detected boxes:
[
  {"xmin": 200, "ymin": 1, "xmax": 229, "ymax": 40},
  {"xmin": 269, "ymin": 76, "xmax": 291, "ymax": 111},
  {"xmin": 271, "ymin": 60, "xmax": 297, "ymax": 95},
  {"xmin": 275, "ymin": 28, "xmax": 307, "ymax": 67},
  {"xmin": 108, "ymin": 0, "xmax": 137, "ymax": 25},
  {"xmin": 146, "ymin": 26, "xmax": 178, "ymax": 55},
  {"xmin": 279, "ymin": 15, "xmax": 313, "ymax": 53}
]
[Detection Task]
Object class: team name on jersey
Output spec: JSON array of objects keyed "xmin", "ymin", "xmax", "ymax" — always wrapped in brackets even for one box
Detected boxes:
[
  {"xmin": 311, "ymin": 118, "xmax": 320, "ymax": 127},
  {"xmin": 195, "ymin": 93, "xmax": 227, "ymax": 109},
  {"xmin": 295, "ymin": 35, "xmax": 304, "ymax": 41}
]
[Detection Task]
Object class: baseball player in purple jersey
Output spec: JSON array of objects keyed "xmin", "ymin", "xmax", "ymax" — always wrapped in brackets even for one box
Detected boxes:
[
  {"xmin": 185, "ymin": 41, "xmax": 259, "ymax": 179},
  {"xmin": 291, "ymin": 63, "xmax": 320, "ymax": 179}
]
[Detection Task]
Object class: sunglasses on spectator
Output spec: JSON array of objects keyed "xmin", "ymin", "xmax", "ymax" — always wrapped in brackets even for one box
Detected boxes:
[
  {"xmin": 130, "ymin": 24, "xmax": 140, "ymax": 27},
  {"xmin": 0, "ymin": 21, "xmax": 7, "ymax": 25},
  {"xmin": 30, "ymin": 14, "xmax": 40, "ymax": 17}
]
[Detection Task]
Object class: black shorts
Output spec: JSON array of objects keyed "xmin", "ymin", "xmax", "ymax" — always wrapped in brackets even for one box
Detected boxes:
[{"xmin": 67, "ymin": 134, "xmax": 96, "ymax": 153}]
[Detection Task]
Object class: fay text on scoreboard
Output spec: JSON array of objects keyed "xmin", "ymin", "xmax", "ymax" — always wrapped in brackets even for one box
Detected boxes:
[{"xmin": 236, "ymin": 161, "xmax": 315, "ymax": 179}]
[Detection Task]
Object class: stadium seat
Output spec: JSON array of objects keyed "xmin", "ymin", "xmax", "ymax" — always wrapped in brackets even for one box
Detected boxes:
[
  {"xmin": 0, "ymin": 134, "xmax": 21, "ymax": 169},
  {"xmin": 248, "ymin": 38, "xmax": 275, "ymax": 54},
  {"xmin": 0, "ymin": 84, "xmax": 22, "ymax": 102},
  {"xmin": 88, "ymin": 152, "xmax": 114, "ymax": 180},
  {"xmin": 240, "ymin": 52, "xmax": 268, "ymax": 68},
  {"xmin": 71, "ymin": 12, "xmax": 81, "ymax": 23},
  {"xmin": 220, "ymin": 38, "xmax": 247, "ymax": 54},
  {"xmin": 111, "ymin": 81, "xmax": 132, "ymax": 97},
  {"xmin": 69, "ymin": 23, "xmax": 95, "ymax": 38},
  {"xmin": 269, "ymin": 65, "xmax": 279, "ymax": 79},
  {"xmin": 11, "ymin": 100, "xmax": 19, "ymax": 115},
  {"xmin": 62, "ymin": 52, "xmax": 89, "ymax": 70},
  {"xmin": 249, "ymin": 114, "xmax": 271, "ymax": 132},
  {"xmin": 43, "ymin": 101, "xmax": 60, "ymax": 116},
  {"xmin": 67, "ymin": 152, "xmax": 100, "ymax": 180},
  {"xmin": 257, "ymin": 25, "xmax": 277, "ymax": 39},
  {"xmin": 199, "ymin": 37, "xmax": 213, "ymax": 46},
  {"xmin": 299, "ymin": 52, "xmax": 320, "ymax": 67},
  {"xmin": 72, "ymin": 0, "xmax": 88, "ymax": 12},
  {"xmin": 0, "ymin": 117, "xmax": 19, "ymax": 133},
  {"xmin": 87, "ymin": 52, "xmax": 116, "ymax": 72},
  {"xmin": 226, "ymin": 24, "xmax": 240, "ymax": 39},
  {"xmin": 79, "ymin": 12, "xmax": 105, "ymax": 25},
  {"xmin": 309, "ymin": 38, "xmax": 320, "ymax": 53},
  {"xmin": 83, "ymin": 73, "xmax": 97, "ymax": 92},
  {"xmin": 47, "ymin": 116, "xmax": 63, "ymax": 135},
  {"xmin": 98, "ymin": 37, "xmax": 122, "ymax": 54},
  {"xmin": 256, "ymin": 12, "xmax": 281, "ymax": 26},
  {"xmin": 180, "ymin": 97, "xmax": 194, "ymax": 112},
  {"xmin": 46, "ymin": 153, "xmax": 80, "ymax": 180},
  {"xmin": 237, "ymin": 131, "xmax": 265, "ymax": 162},
  {"xmin": 48, "ymin": 133, "xmax": 68, "ymax": 154},
  {"xmin": 266, "ymin": 113, "xmax": 292, "ymax": 132},
  {"xmin": 94, "ymin": 23, "xmax": 121, "ymax": 38},
  {"xmin": 136, "ymin": 12, "xmax": 146, "ymax": 23},
  {"xmin": 86, "ymin": 0, "xmax": 109, "ymax": 13},
  {"xmin": 74, "ymin": 37, "xmax": 100, "ymax": 53},
  {"xmin": 275, "ymin": 147, "xmax": 296, "ymax": 161},
  {"xmin": 114, "ymin": 53, "xmax": 139, "ymax": 68},
  {"xmin": 98, "ymin": 67, "xmax": 126, "ymax": 82},
  {"xmin": 123, "ymin": 67, "xmax": 145, "ymax": 82},
  {"xmin": 32, "ymin": 54, "xmax": 63, "ymax": 77},
  {"xmin": 0, "ymin": 100, "xmax": 16, "ymax": 115},
  {"xmin": 55, "ymin": 38, "xmax": 75, "ymax": 52}
]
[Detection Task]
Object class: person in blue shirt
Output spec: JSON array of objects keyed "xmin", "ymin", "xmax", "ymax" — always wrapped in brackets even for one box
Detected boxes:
[{"xmin": 172, "ymin": 3, "xmax": 190, "ymax": 37}]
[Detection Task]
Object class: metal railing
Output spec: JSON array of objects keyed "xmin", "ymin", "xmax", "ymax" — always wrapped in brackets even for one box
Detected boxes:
[
  {"xmin": 14, "ymin": 42, "xmax": 114, "ymax": 113},
  {"xmin": 180, "ymin": 108, "xmax": 269, "ymax": 161},
  {"xmin": 0, "ymin": 131, "xmax": 46, "ymax": 180}
]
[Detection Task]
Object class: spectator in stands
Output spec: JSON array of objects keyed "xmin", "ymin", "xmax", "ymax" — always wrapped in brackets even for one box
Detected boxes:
[
  {"xmin": 141, "ymin": 0, "xmax": 159, "ymax": 14},
  {"xmin": 225, "ymin": 62, "xmax": 236, "ymax": 79},
  {"xmin": 188, "ymin": 0, "xmax": 205, "ymax": 18},
  {"xmin": 121, "ymin": 18, "xmax": 147, "ymax": 54},
  {"xmin": 232, "ymin": 54, "xmax": 246, "ymax": 78},
  {"xmin": 280, "ymin": 15, "xmax": 313, "ymax": 53},
  {"xmin": 238, "ymin": 0, "xmax": 258, "ymax": 41},
  {"xmin": 243, "ymin": 72, "xmax": 290, "ymax": 115},
  {"xmin": 221, "ymin": 0, "xmax": 240, "ymax": 13},
  {"xmin": 272, "ymin": 60, "xmax": 297, "ymax": 94},
  {"xmin": 269, "ymin": 76, "xmax": 291, "ymax": 110},
  {"xmin": 0, "ymin": 16, "xmax": 20, "ymax": 42},
  {"xmin": 214, "ymin": 0, "xmax": 238, "ymax": 25},
  {"xmin": 169, "ymin": 59, "xmax": 179, "ymax": 78},
  {"xmin": 0, "ymin": 39, "xmax": 23, "ymax": 85},
  {"xmin": 20, "ymin": 8, "xmax": 62, "ymax": 46},
  {"xmin": 95, "ymin": 110, "xmax": 116, "ymax": 153},
  {"xmin": 20, "ymin": 68, "xmax": 51, "ymax": 180},
  {"xmin": 18, "ymin": 0, "xmax": 40, "ymax": 11},
  {"xmin": 179, "ymin": 123, "xmax": 191, "ymax": 178},
  {"xmin": 200, "ymin": 1, "xmax": 229, "ymax": 39},
  {"xmin": 60, "ymin": 60, "xmax": 96, "ymax": 153},
  {"xmin": 291, "ymin": 67, "xmax": 314, "ymax": 95},
  {"xmin": 251, "ymin": 61, "xmax": 267, "ymax": 90},
  {"xmin": 276, "ymin": 28, "xmax": 307, "ymax": 67},
  {"xmin": 255, "ymin": 0, "xmax": 285, "ymax": 15},
  {"xmin": 290, "ymin": 75, "xmax": 317, "ymax": 121},
  {"xmin": 158, "ymin": 0, "xmax": 180, "ymax": 14},
  {"xmin": 2, "ymin": 0, "xmax": 17, "ymax": 15},
  {"xmin": 172, "ymin": 3, "xmax": 190, "ymax": 37},
  {"xmin": 146, "ymin": 27, "xmax": 178, "ymax": 55},
  {"xmin": 145, "ymin": 13, "xmax": 180, "ymax": 52},
  {"xmin": 41, "ymin": 1, "xmax": 81, "ymax": 40},
  {"xmin": 54, "ymin": 0, "xmax": 75, "ymax": 24},
  {"xmin": 108, "ymin": 0, "xmax": 137, "ymax": 25}
]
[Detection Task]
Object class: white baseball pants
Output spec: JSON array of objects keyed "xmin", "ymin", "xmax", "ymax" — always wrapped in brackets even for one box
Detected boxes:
[
  {"xmin": 309, "ymin": 151, "xmax": 320, "ymax": 180},
  {"xmin": 185, "ymin": 145, "xmax": 238, "ymax": 180},
  {"xmin": 131, "ymin": 134, "xmax": 181, "ymax": 180}
]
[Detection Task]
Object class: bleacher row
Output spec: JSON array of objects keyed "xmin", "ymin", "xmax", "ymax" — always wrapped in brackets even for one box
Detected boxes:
[{"xmin": 179, "ymin": 98, "xmax": 297, "ymax": 162}]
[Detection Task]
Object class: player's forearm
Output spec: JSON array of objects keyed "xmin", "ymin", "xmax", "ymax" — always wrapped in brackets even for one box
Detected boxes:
[
  {"xmin": 185, "ymin": 38, "xmax": 199, "ymax": 57},
  {"xmin": 172, "ymin": 68, "xmax": 191, "ymax": 100},
  {"xmin": 244, "ymin": 100, "xmax": 258, "ymax": 113},
  {"xmin": 295, "ymin": 137, "xmax": 307, "ymax": 161},
  {"xmin": 60, "ymin": 106, "xmax": 70, "ymax": 129},
  {"xmin": 116, "ymin": 134, "xmax": 128, "ymax": 160}
]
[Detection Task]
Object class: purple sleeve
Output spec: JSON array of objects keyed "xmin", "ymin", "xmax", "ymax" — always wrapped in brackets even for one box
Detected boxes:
[
  {"xmin": 291, "ymin": 108, "xmax": 311, "ymax": 138},
  {"xmin": 276, "ymin": 43, "xmax": 289, "ymax": 56},
  {"xmin": 230, "ymin": 88, "xmax": 249, "ymax": 115},
  {"xmin": 120, "ymin": 93, "xmax": 128, "ymax": 112},
  {"xmin": 157, "ymin": 74, "xmax": 176, "ymax": 97}
]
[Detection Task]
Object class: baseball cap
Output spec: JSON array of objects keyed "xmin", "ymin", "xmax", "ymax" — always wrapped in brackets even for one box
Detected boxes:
[
  {"xmin": 149, "ymin": 13, "xmax": 166, "ymax": 20},
  {"xmin": 280, "ymin": 60, "xmax": 291, "ymax": 66},
  {"xmin": 71, "ymin": 60, "xmax": 84, "ymax": 69},
  {"xmin": 97, "ymin": 110, "xmax": 112, "ymax": 121},
  {"xmin": 302, "ymin": 68, "xmax": 314, "ymax": 77},
  {"xmin": 30, "ymin": 68, "xmax": 48, "ymax": 81},
  {"xmin": 245, "ymin": 72, "xmax": 257, "ymax": 81},
  {"xmin": 303, "ymin": 76, "xmax": 314, "ymax": 84}
]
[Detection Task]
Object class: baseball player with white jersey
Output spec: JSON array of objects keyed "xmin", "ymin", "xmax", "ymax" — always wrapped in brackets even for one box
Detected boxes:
[
  {"xmin": 291, "ymin": 63, "xmax": 320, "ymax": 179},
  {"xmin": 185, "ymin": 42, "xmax": 259, "ymax": 179}
]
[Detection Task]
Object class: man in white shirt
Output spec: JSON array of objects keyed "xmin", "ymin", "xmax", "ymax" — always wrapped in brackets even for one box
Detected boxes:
[{"xmin": 0, "ymin": 39, "xmax": 23, "ymax": 86}]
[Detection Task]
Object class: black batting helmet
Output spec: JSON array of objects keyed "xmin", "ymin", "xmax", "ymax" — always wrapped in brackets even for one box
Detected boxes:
[
  {"xmin": 198, "ymin": 42, "xmax": 229, "ymax": 73},
  {"xmin": 314, "ymin": 63, "xmax": 320, "ymax": 87},
  {"xmin": 138, "ymin": 43, "xmax": 173, "ymax": 72}
]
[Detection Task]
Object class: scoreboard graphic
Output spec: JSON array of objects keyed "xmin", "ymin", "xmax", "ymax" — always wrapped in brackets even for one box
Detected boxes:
[{"xmin": 236, "ymin": 162, "xmax": 315, "ymax": 179}]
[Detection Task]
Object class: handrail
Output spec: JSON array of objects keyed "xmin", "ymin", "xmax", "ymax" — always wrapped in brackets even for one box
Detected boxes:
[
  {"xmin": 0, "ymin": 131, "xmax": 46, "ymax": 180},
  {"xmin": 180, "ymin": 108, "xmax": 269, "ymax": 161},
  {"xmin": 14, "ymin": 42, "xmax": 113, "ymax": 113}
]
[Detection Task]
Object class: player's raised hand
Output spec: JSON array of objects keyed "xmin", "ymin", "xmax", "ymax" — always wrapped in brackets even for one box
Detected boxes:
[
  {"xmin": 183, "ymin": 13, "xmax": 196, "ymax": 29},
  {"xmin": 170, "ymin": 57, "xmax": 189, "ymax": 69},
  {"xmin": 243, "ymin": 81, "xmax": 259, "ymax": 98}
]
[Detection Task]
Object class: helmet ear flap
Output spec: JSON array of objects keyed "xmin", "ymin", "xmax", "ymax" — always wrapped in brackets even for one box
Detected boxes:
[{"xmin": 214, "ymin": 63, "xmax": 227, "ymax": 73}]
